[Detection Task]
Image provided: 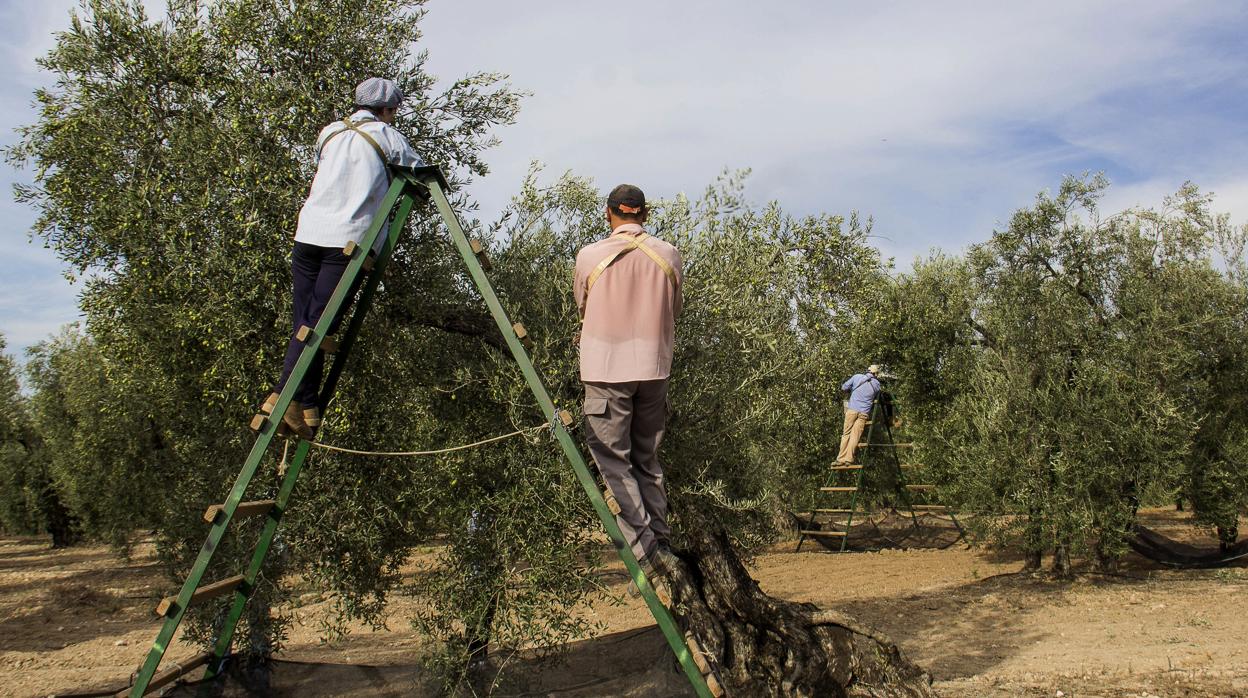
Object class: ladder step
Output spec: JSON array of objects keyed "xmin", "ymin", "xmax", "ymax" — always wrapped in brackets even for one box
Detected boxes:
[
  {"xmin": 202, "ymin": 499, "xmax": 277, "ymax": 524},
  {"xmin": 799, "ymin": 530, "xmax": 847, "ymax": 537},
  {"xmin": 155, "ymin": 575, "xmax": 246, "ymax": 617},
  {"xmin": 906, "ymin": 484, "xmax": 936, "ymax": 490},
  {"xmin": 685, "ymin": 632, "xmax": 712, "ymax": 674},
  {"xmin": 829, "ymin": 465, "xmax": 863, "ymax": 470},
  {"xmin": 705, "ymin": 669, "xmax": 725, "ymax": 697},
  {"xmin": 911, "ymin": 504, "xmax": 950, "ymax": 510},
  {"xmin": 813, "ymin": 508, "xmax": 853, "ymax": 513},
  {"xmin": 820, "ymin": 486, "xmax": 858, "ymax": 492},
  {"xmin": 470, "ymin": 239, "xmax": 493, "ymax": 271},
  {"xmin": 294, "ymin": 326, "xmax": 339, "ymax": 353},
  {"xmin": 118, "ymin": 652, "xmax": 212, "ymax": 697},
  {"xmin": 512, "ymin": 322, "xmax": 533, "ymax": 348},
  {"xmin": 604, "ymin": 492, "xmax": 622, "ymax": 515}
]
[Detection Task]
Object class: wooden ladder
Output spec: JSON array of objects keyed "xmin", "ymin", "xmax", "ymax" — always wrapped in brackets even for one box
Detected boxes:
[{"xmin": 794, "ymin": 392, "xmax": 964, "ymax": 553}]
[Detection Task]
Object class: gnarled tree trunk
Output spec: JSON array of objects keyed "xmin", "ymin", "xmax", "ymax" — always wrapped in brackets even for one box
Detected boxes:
[{"xmin": 665, "ymin": 529, "xmax": 936, "ymax": 697}]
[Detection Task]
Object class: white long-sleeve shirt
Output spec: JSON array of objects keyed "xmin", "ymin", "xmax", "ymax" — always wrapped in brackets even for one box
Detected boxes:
[{"xmin": 294, "ymin": 110, "xmax": 425, "ymax": 249}]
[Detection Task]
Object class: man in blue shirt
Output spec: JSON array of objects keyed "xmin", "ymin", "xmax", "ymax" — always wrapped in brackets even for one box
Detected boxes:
[{"xmin": 835, "ymin": 365, "xmax": 882, "ymax": 465}]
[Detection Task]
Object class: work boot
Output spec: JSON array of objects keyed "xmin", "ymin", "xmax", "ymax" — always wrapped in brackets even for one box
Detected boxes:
[
  {"xmin": 259, "ymin": 393, "xmax": 291, "ymax": 436},
  {"xmin": 302, "ymin": 405, "xmax": 322, "ymax": 431},
  {"xmin": 259, "ymin": 392, "xmax": 313, "ymax": 440}
]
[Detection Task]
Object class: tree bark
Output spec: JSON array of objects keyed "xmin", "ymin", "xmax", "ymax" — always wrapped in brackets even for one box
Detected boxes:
[
  {"xmin": 1051, "ymin": 543, "xmax": 1071, "ymax": 577},
  {"xmin": 664, "ymin": 529, "xmax": 936, "ymax": 697}
]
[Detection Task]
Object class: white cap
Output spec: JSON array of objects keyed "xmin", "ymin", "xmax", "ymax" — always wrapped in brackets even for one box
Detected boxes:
[
  {"xmin": 867, "ymin": 364, "xmax": 881, "ymax": 375},
  {"xmin": 355, "ymin": 77, "xmax": 404, "ymax": 108}
]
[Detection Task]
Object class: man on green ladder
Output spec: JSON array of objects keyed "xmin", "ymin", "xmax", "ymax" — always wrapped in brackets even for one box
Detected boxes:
[
  {"xmin": 575, "ymin": 184, "xmax": 683, "ymax": 593},
  {"xmin": 262, "ymin": 78, "xmax": 425, "ymax": 437},
  {"xmin": 835, "ymin": 364, "xmax": 882, "ymax": 465}
]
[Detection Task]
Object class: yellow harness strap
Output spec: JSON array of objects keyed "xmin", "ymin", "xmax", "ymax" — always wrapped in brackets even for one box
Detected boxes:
[
  {"xmin": 582, "ymin": 233, "xmax": 677, "ymax": 319},
  {"xmin": 316, "ymin": 117, "xmax": 391, "ymax": 171}
]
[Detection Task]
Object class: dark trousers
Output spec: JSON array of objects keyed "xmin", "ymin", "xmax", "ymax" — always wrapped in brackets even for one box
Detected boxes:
[{"xmin": 275, "ymin": 242, "xmax": 353, "ymax": 405}]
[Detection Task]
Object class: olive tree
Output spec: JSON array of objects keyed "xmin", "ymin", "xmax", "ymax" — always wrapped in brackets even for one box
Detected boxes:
[
  {"xmin": 11, "ymin": 1, "xmax": 938, "ymax": 693},
  {"xmin": 883, "ymin": 176, "xmax": 1247, "ymax": 573},
  {"xmin": 8, "ymin": 0, "xmax": 522, "ymax": 669}
]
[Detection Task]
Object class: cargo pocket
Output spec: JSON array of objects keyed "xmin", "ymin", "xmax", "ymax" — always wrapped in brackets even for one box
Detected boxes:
[{"xmin": 583, "ymin": 397, "xmax": 608, "ymax": 419}]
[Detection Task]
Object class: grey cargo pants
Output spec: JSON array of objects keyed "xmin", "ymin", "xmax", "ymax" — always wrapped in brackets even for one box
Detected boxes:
[{"xmin": 583, "ymin": 379, "xmax": 671, "ymax": 562}]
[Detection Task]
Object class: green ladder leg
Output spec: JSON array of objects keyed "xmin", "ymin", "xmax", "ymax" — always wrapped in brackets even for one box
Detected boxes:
[
  {"xmin": 128, "ymin": 176, "xmax": 421, "ymax": 696},
  {"xmin": 414, "ymin": 169, "xmax": 716, "ymax": 698},
  {"xmin": 201, "ymin": 192, "xmax": 419, "ymax": 682}
]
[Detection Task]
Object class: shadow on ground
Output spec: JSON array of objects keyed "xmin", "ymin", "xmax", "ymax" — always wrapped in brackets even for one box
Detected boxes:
[{"xmin": 132, "ymin": 627, "xmax": 692, "ymax": 698}]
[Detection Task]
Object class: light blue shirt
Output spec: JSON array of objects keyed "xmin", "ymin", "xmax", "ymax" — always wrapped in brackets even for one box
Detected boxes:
[{"xmin": 841, "ymin": 373, "xmax": 880, "ymax": 414}]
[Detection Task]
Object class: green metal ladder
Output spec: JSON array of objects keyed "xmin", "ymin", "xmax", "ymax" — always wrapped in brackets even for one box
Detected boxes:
[
  {"xmin": 795, "ymin": 393, "xmax": 959, "ymax": 553},
  {"xmin": 124, "ymin": 165, "xmax": 718, "ymax": 697}
]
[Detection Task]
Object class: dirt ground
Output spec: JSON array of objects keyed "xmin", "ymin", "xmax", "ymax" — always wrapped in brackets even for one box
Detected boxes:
[{"xmin": 2, "ymin": 508, "xmax": 1246, "ymax": 698}]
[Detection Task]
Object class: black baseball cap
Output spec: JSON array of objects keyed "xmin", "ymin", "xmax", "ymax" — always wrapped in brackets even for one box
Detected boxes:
[{"xmin": 607, "ymin": 184, "xmax": 646, "ymax": 213}]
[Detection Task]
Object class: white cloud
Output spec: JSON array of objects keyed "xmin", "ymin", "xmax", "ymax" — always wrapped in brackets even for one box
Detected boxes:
[
  {"xmin": 412, "ymin": 0, "xmax": 1248, "ymax": 256},
  {"xmin": 2, "ymin": 0, "xmax": 1246, "ymax": 352}
]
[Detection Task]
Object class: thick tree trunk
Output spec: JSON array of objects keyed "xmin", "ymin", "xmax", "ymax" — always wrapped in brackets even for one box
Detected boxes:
[
  {"xmin": 1021, "ymin": 549, "xmax": 1042, "ymax": 572},
  {"xmin": 665, "ymin": 529, "xmax": 936, "ymax": 697},
  {"xmin": 1050, "ymin": 543, "xmax": 1071, "ymax": 577}
]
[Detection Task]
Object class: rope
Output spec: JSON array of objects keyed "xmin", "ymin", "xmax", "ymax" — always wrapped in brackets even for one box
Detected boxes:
[{"xmin": 308, "ymin": 423, "xmax": 550, "ymax": 457}]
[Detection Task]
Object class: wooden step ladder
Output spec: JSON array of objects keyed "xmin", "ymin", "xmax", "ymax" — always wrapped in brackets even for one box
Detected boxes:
[
  {"xmin": 121, "ymin": 165, "xmax": 719, "ymax": 697},
  {"xmin": 794, "ymin": 392, "xmax": 964, "ymax": 553}
]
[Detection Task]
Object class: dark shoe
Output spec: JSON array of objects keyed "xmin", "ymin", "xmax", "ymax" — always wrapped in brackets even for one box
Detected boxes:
[{"xmin": 651, "ymin": 543, "xmax": 681, "ymax": 576}]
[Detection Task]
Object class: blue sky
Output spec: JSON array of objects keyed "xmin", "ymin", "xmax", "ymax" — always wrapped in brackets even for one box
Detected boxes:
[{"xmin": 4, "ymin": 1, "xmax": 1248, "ymax": 358}]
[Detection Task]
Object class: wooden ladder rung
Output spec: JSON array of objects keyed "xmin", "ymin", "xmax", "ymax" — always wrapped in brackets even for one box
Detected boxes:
[
  {"xmin": 820, "ymin": 486, "xmax": 858, "ymax": 492},
  {"xmin": 512, "ymin": 322, "xmax": 533, "ymax": 348},
  {"xmin": 249, "ymin": 413, "xmax": 268, "ymax": 431},
  {"xmin": 202, "ymin": 499, "xmax": 277, "ymax": 524},
  {"xmin": 604, "ymin": 492, "xmax": 622, "ymax": 515},
  {"xmin": 911, "ymin": 504, "xmax": 949, "ymax": 510},
  {"xmin": 705, "ymin": 670, "xmax": 725, "ymax": 697},
  {"xmin": 813, "ymin": 508, "xmax": 853, "ymax": 514},
  {"xmin": 906, "ymin": 484, "xmax": 936, "ymax": 490},
  {"xmin": 470, "ymin": 239, "xmax": 493, "ymax": 271},
  {"xmin": 118, "ymin": 652, "xmax": 212, "ymax": 697},
  {"xmin": 799, "ymin": 530, "xmax": 847, "ymax": 537},
  {"xmin": 156, "ymin": 575, "xmax": 245, "ymax": 617},
  {"xmin": 829, "ymin": 465, "xmax": 862, "ymax": 471},
  {"xmin": 294, "ymin": 326, "xmax": 338, "ymax": 353},
  {"xmin": 685, "ymin": 632, "xmax": 712, "ymax": 674}
]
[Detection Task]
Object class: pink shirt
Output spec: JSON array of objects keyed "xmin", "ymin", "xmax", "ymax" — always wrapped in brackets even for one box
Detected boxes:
[{"xmin": 574, "ymin": 223, "xmax": 683, "ymax": 383}]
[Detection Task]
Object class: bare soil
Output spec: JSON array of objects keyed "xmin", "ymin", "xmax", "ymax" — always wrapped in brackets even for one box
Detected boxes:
[{"xmin": 2, "ymin": 508, "xmax": 1245, "ymax": 697}]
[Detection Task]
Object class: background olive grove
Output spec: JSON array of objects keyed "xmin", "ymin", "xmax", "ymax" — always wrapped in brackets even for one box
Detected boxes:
[{"xmin": 2, "ymin": 0, "xmax": 1245, "ymax": 689}]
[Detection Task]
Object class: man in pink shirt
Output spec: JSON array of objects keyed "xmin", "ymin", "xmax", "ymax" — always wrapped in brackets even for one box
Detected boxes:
[{"xmin": 574, "ymin": 184, "xmax": 683, "ymax": 589}]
